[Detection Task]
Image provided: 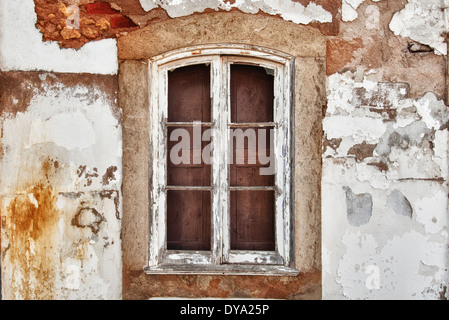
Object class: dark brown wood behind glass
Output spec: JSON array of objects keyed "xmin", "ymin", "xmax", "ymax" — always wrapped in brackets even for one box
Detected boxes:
[
  {"xmin": 230, "ymin": 64, "xmax": 275, "ymax": 251},
  {"xmin": 167, "ymin": 64, "xmax": 211, "ymax": 250}
]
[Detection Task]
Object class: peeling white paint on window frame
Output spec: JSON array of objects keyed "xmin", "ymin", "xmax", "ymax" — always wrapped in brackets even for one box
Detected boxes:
[{"xmin": 145, "ymin": 44, "xmax": 297, "ymax": 276}]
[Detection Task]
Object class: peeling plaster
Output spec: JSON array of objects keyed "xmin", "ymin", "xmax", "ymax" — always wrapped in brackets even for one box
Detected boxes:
[
  {"xmin": 27, "ymin": 111, "xmax": 96, "ymax": 151},
  {"xmin": 389, "ymin": 0, "xmax": 448, "ymax": 55},
  {"xmin": 0, "ymin": 0, "xmax": 118, "ymax": 74},
  {"xmin": 415, "ymin": 92, "xmax": 449, "ymax": 131},
  {"xmin": 343, "ymin": 186, "xmax": 373, "ymax": 227},
  {"xmin": 0, "ymin": 0, "xmax": 447, "ymax": 301},
  {"xmin": 1, "ymin": 82, "xmax": 122, "ymax": 194},
  {"xmin": 324, "ymin": 160, "xmax": 449, "ymax": 300},
  {"xmin": 387, "ymin": 190, "xmax": 412, "ymax": 219},
  {"xmin": 341, "ymin": 0, "xmax": 382, "ymax": 22},
  {"xmin": 374, "ymin": 121, "xmax": 432, "ymax": 158},
  {"xmin": 138, "ymin": 0, "xmax": 333, "ymax": 24},
  {"xmin": 414, "ymin": 189, "xmax": 449, "ymax": 234},
  {"xmin": 336, "ymin": 230, "xmax": 449, "ymax": 300},
  {"xmin": 323, "ymin": 69, "xmax": 449, "ymax": 300},
  {"xmin": 0, "ymin": 75, "xmax": 122, "ymax": 299}
]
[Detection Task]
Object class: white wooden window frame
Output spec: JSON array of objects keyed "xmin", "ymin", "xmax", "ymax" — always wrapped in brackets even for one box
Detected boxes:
[{"xmin": 145, "ymin": 44, "xmax": 297, "ymax": 276}]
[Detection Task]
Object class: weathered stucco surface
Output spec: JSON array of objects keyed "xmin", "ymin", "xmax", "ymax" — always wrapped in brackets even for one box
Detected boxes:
[
  {"xmin": 0, "ymin": 0, "xmax": 118, "ymax": 74},
  {"xmin": 0, "ymin": 72, "xmax": 122, "ymax": 299},
  {"xmin": 323, "ymin": 0, "xmax": 449, "ymax": 300},
  {"xmin": 0, "ymin": 0, "xmax": 448, "ymax": 300},
  {"xmin": 323, "ymin": 71, "xmax": 449, "ymax": 299}
]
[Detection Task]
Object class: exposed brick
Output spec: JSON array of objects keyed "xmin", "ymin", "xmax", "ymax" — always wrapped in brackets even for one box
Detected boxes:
[
  {"xmin": 86, "ymin": 3, "xmax": 120, "ymax": 15},
  {"xmin": 326, "ymin": 38, "xmax": 363, "ymax": 76},
  {"xmin": 347, "ymin": 141, "xmax": 377, "ymax": 162},
  {"xmin": 110, "ymin": 16, "xmax": 137, "ymax": 29}
]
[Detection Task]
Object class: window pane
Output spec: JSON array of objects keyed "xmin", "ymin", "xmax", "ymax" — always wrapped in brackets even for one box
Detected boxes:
[
  {"xmin": 230, "ymin": 127, "xmax": 275, "ymax": 187},
  {"xmin": 167, "ymin": 190, "xmax": 211, "ymax": 251},
  {"xmin": 167, "ymin": 126, "xmax": 211, "ymax": 186},
  {"xmin": 231, "ymin": 64, "xmax": 274, "ymax": 123},
  {"xmin": 230, "ymin": 190, "xmax": 275, "ymax": 251},
  {"xmin": 168, "ymin": 64, "xmax": 211, "ymax": 122}
]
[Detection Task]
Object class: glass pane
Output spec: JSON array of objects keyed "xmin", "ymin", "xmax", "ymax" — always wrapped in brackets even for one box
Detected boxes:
[
  {"xmin": 230, "ymin": 190, "xmax": 275, "ymax": 251},
  {"xmin": 167, "ymin": 190, "xmax": 211, "ymax": 251},
  {"xmin": 230, "ymin": 64, "xmax": 274, "ymax": 123},
  {"xmin": 230, "ymin": 127, "xmax": 275, "ymax": 186},
  {"xmin": 168, "ymin": 64, "xmax": 211, "ymax": 122},
  {"xmin": 167, "ymin": 126, "xmax": 212, "ymax": 186}
]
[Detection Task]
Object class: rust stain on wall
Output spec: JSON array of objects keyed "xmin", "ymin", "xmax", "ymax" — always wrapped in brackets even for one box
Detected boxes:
[
  {"xmin": 4, "ymin": 160, "xmax": 60, "ymax": 300},
  {"xmin": 71, "ymin": 207, "xmax": 105, "ymax": 234}
]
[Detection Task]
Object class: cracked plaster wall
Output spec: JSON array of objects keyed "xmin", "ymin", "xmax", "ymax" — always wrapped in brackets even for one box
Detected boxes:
[
  {"xmin": 0, "ymin": 72, "xmax": 122, "ymax": 299},
  {"xmin": 0, "ymin": 0, "xmax": 448, "ymax": 300},
  {"xmin": 323, "ymin": 72, "xmax": 449, "ymax": 299},
  {"xmin": 322, "ymin": 0, "xmax": 449, "ymax": 300}
]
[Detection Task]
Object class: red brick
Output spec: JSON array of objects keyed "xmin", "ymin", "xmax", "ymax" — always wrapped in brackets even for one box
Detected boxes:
[
  {"xmin": 86, "ymin": 3, "xmax": 120, "ymax": 15},
  {"xmin": 110, "ymin": 16, "xmax": 137, "ymax": 28}
]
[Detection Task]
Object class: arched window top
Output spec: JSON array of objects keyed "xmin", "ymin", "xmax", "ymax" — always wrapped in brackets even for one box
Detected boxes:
[{"xmin": 150, "ymin": 44, "xmax": 294, "ymax": 67}]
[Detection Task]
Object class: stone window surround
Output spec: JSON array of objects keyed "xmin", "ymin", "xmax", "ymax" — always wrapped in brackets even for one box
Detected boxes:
[{"xmin": 118, "ymin": 11, "xmax": 325, "ymax": 283}]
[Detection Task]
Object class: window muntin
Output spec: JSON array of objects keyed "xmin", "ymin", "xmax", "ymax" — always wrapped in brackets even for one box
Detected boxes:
[{"xmin": 147, "ymin": 46, "xmax": 295, "ymax": 275}]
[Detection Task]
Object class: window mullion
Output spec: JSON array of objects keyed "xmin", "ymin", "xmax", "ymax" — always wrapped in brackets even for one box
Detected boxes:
[
  {"xmin": 211, "ymin": 55, "xmax": 228, "ymax": 265},
  {"xmin": 274, "ymin": 64, "xmax": 292, "ymax": 266},
  {"xmin": 148, "ymin": 62, "xmax": 168, "ymax": 267}
]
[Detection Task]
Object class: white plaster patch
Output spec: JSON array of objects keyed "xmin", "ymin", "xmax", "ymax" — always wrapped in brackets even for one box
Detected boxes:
[
  {"xmin": 0, "ymin": 0, "xmax": 118, "ymax": 74},
  {"xmin": 342, "ymin": 0, "xmax": 365, "ymax": 22},
  {"xmin": 414, "ymin": 92, "xmax": 449, "ymax": 131},
  {"xmin": 389, "ymin": 0, "xmax": 447, "ymax": 55},
  {"xmin": 326, "ymin": 71, "xmax": 379, "ymax": 116},
  {"xmin": 27, "ymin": 112, "xmax": 96, "ymax": 151},
  {"xmin": 336, "ymin": 228, "xmax": 449, "ymax": 299},
  {"xmin": 432, "ymin": 130, "xmax": 448, "ymax": 179},
  {"xmin": 414, "ymin": 188, "xmax": 449, "ymax": 234},
  {"xmin": 323, "ymin": 115, "xmax": 387, "ymax": 144},
  {"xmin": 323, "ymin": 69, "xmax": 449, "ymax": 300},
  {"xmin": 138, "ymin": 0, "xmax": 333, "ymax": 24},
  {"xmin": 355, "ymin": 162, "xmax": 390, "ymax": 190},
  {"xmin": 0, "ymin": 82, "xmax": 122, "ymax": 195}
]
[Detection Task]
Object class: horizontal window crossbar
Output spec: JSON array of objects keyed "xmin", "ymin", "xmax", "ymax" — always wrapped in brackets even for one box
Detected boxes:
[
  {"xmin": 166, "ymin": 186, "xmax": 212, "ymax": 191},
  {"xmin": 229, "ymin": 186, "xmax": 276, "ymax": 191},
  {"xmin": 229, "ymin": 122, "xmax": 276, "ymax": 128},
  {"xmin": 166, "ymin": 122, "xmax": 213, "ymax": 127}
]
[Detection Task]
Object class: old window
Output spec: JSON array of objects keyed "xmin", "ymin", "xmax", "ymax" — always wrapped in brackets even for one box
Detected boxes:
[{"xmin": 146, "ymin": 45, "xmax": 296, "ymax": 275}]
